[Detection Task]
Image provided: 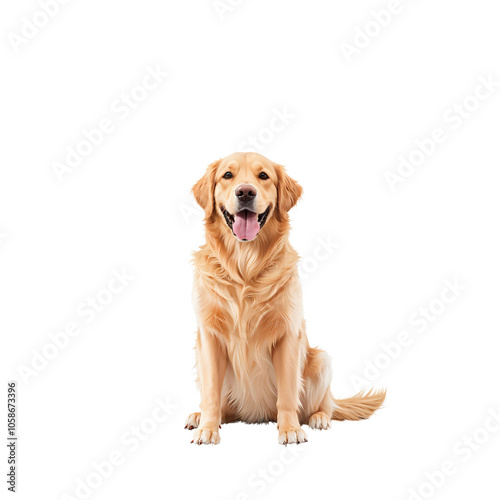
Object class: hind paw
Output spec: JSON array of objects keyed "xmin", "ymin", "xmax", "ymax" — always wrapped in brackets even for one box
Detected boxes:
[
  {"xmin": 184, "ymin": 412, "xmax": 201, "ymax": 430},
  {"xmin": 308, "ymin": 411, "xmax": 330, "ymax": 430}
]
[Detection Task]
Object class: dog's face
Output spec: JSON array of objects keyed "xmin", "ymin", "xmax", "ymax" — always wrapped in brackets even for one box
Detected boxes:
[{"xmin": 193, "ymin": 153, "xmax": 302, "ymax": 242}]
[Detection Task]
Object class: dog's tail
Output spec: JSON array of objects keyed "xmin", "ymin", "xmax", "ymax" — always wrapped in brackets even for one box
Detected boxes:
[{"xmin": 331, "ymin": 389, "xmax": 386, "ymax": 421}]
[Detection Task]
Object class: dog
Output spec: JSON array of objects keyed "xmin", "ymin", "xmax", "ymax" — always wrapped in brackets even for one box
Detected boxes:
[{"xmin": 186, "ymin": 152, "xmax": 385, "ymax": 444}]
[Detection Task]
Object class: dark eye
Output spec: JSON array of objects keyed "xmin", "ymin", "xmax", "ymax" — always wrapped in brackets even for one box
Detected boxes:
[
  {"xmin": 259, "ymin": 172, "xmax": 269, "ymax": 180},
  {"xmin": 223, "ymin": 172, "xmax": 233, "ymax": 179}
]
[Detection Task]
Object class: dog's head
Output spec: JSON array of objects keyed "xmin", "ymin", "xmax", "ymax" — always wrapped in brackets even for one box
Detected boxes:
[{"xmin": 192, "ymin": 153, "xmax": 302, "ymax": 242}]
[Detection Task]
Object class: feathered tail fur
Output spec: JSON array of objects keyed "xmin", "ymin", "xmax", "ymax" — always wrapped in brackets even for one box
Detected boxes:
[{"xmin": 331, "ymin": 389, "xmax": 386, "ymax": 421}]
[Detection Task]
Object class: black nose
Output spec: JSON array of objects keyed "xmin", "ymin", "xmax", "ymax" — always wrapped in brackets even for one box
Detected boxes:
[{"xmin": 236, "ymin": 185, "xmax": 256, "ymax": 203}]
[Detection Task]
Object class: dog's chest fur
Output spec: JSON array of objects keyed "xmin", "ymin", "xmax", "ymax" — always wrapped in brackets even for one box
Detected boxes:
[
  {"xmin": 193, "ymin": 270, "xmax": 304, "ymax": 422},
  {"xmin": 193, "ymin": 269, "xmax": 303, "ymax": 342}
]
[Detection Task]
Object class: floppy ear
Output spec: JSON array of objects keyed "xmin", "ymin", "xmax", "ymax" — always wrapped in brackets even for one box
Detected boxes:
[
  {"xmin": 275, "ymin": 163, "xmax": 303, "ymax": 220},
  {"xmin": 192, "ymin": 159, "xmax": 221, "ymax": 219}
]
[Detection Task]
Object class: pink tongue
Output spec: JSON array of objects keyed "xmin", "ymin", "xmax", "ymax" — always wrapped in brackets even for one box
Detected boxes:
[{"xmin": 233, "ymin": 211, "xmax": 260, "ymax": 240}]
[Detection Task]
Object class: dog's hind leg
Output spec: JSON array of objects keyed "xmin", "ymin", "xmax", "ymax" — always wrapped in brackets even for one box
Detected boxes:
[
  {"xmin": 184, "ymin": 412, "xmax": 201, "ymax": 430},
  {"xmin": 300, "ymin": 347, "xmax": 334, "ymax": 428},
  {"xmin": 308, "ymin": 391, "xmax": 334, "ymax": 429},
  {"xmin": 301, "ymin": 346, "xmax": 386, "ymax": 427},
  {"xmin": 184, "ymin": 409, "xmax": 238, "ymax": 429},
  {"xmin": 185, "ymin": 396, "xmax": 239, "ymax": 430}
]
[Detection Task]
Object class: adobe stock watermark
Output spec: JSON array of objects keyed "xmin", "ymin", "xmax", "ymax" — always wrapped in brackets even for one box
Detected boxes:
[
  {"xmin": 213, "ymin": 0, "xmax": 245, "ymax": 21},
  {"xmin": 297, "ymin": 236, "xmax": 340, "ymax": 282},
  {"xmin": 60, "ymin": 396, "xmax": 178, "ymax": 500},
  {"xmin": 405, "ymin": 405, "xmax": 500, "ymax": 500},
  {"xmin": 384, "ymin": 74, "xmax": 499, "ymax": 192},
  {"xmin": 51, "ymin": 65, "xmax": 168, "ymax": 183},
  {"xmin": 238, "ymin": 107, "xmax": 295, "ymax": 153},
  {"xmin": 351, "ymin": 277, "xmax": 466, "ymax": 391},
  {"xmin": 232, "ymin": 445, "xmax": 307, "ymax": 500},
  {"xmin": 340, "ymin": 0, "xmax": 417, "ymax": 64},
  {"xmin": 17, "ymin": 268, "xmax": 133, "ymax": 385},
  {"xmin": 7, "ymin": 0, "xmax": 72, "ymax": 54}
]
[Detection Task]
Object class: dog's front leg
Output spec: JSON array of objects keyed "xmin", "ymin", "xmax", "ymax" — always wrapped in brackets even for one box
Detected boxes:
[
  {"xmin": 192, "ymin": 330, "xmax": 227, "ymax": 445},
  {"xmin": 272, "ymin": 334, "xmax": 308, "ymax": 444}
]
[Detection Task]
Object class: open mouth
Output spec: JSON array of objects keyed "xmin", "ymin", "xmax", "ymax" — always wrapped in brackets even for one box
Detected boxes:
[{"xmin": 221, "ymin": 206, "xmax": 270, "ymax": 241}]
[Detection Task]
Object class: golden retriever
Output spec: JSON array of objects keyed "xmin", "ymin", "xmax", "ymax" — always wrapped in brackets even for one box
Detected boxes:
[{"xmin": 186, "ymin": 152, "xmax": 385, "ymax": 444}]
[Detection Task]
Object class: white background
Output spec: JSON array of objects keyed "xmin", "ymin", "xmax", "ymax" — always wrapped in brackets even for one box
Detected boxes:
[{"xmin": 1, "ymin": 1, "xmax": 500, "ymax": 499}]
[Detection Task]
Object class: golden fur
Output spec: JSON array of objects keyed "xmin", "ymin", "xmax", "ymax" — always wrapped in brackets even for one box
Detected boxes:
[{"xmin": 187, "ymin": 152, "xmax": 385, "ymax": 444}]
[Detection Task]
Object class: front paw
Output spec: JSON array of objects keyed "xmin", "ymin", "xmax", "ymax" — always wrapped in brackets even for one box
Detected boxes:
[
  {"xmin": 278, "ymin": 425, "xmax": 308, "ymax": 445},
  {"xmin": 191, "ymin": 426, "xmax": 221, "ymax": 445}
]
